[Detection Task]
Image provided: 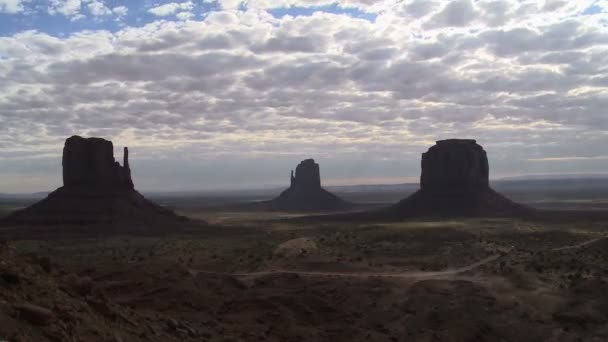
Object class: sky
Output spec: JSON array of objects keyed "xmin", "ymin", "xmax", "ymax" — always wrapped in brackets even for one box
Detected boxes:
[{"xmin": 1, "ymin": 0, "xmax": 608, "ymax": 192}]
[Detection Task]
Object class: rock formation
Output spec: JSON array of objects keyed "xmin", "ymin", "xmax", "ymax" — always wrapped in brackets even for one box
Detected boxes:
[
  {"xmin": 291, "ymin": 159, "xmax": 321, "ymax": 189},
  {"xmin": 62, "ymin": 136, "xmax": 134, "ymax": 189},
  {"xmin": 4, "ymin": 136, "xmax": 186, "ymax": 226},
  {"xmin": 390, "ymin": 139, "xmax": 528, "ymax": 217},
  {"xmin": 420, "ymin": 139, "xmax": 489, "ymax": 191},
  {"xmin": 271, "ymin": 159, "xmax": 350, "ymax": 211}
]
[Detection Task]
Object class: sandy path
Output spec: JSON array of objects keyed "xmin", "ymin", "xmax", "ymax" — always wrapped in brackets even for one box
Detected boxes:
[
  {"xmin": 191, "ymin": 237, "xmax": 603, "ymax": 280},
  {"xmin": 190, "ymin": 253, "xmax": 504, "ymax": 280},
  {"xmin": 551, "ymin": 237, "xmax": 602, "ymax": 251}
]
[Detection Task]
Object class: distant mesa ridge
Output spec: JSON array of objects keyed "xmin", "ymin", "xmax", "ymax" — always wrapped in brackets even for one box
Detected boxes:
[
  {"xmin": 390, "ymin": 139, "xmax": 529, "ymax": 218},
  {"xmin": 271, "ymin": 159, "xmax": 351, "ymax": 211},
  {"xmin": 4, "ymin": 135, "xmax": 186, "ymax": 226}
]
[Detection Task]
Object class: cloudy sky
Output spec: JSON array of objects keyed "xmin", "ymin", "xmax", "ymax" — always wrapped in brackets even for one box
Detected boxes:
[{"xmin": 1, "ymin": 0, "xmax": 607, "ymax": 192}]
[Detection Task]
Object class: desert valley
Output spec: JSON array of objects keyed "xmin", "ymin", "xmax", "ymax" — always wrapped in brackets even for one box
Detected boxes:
[{"xmin": 0, "ymin": 136, "xmax": 607, "ymax": 341}]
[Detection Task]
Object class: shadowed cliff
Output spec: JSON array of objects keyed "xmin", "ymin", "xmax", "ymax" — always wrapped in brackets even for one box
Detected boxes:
[
  {"xmin": 270, "ymin": 159, "xmax": 351, "ymax": 211},
  {"xmin": 388, "ymin": 139, "xmax": 530, "ymax": 218},
  {"xmin": 3, "ymin": 136, "xmax": 189, "ymax": 226}
]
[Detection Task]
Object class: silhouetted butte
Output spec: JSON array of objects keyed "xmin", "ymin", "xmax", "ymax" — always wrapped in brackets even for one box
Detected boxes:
[
  {"xmin": 389, "ymin": 139, "xmax": 529, "ymax": 218},
  {"xmin": 4, "ymin": 136, "xmax": 185, "ymax": 226},
  {"xmin": 270, "ymin": 159, "xmax": 351, "ymax": 211}
]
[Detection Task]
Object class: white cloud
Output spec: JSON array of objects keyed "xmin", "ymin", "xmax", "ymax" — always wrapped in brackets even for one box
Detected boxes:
[
  {"xmin": 528, "ymin": 156, "xmax": 608, "ymax": 162},
  {"xmin": 48, "ymin": 0, "xmax": 82, "ymax": 17},
  {"xmin": 112, "ymin": 5, "xmax": 128, "ymax": 16},
  {"xmin": 1, "ymin": 1, "xmax": 608, "ymax": 191},
  {"xmin": 425, "ymin": 0, "xmax": 478, "ymax": 28},
  {"xmin": 176, "ymin": 11, "xmax": 194, "ymax": 20},
  {"xmin": 87, "ymin": 0, "xmax": 111, "ymax": 16},
  {"xmin": 215, "ymin": 0, "xmax": 388, "ymax": 12},
  {"xmin": 0, "ymin": 0, "xmax": 26, "ymax": 13},
  {"xmin": 148, "ymin": 1, "xmax": 194, "ymax": 16}
]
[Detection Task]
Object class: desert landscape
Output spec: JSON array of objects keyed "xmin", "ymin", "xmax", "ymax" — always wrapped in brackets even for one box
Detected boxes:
[
  {"xmin": 2, "ymin": 2, "xmax": 608, "ymax": 341},
  {"xmin": 1, "ymin": 137, "xmax": 608, "ymax": 341}
]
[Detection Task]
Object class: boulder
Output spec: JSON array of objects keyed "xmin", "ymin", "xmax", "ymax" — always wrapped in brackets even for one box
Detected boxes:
[
  {"xmin": 15, "ymin": 303, "xmax": 54, "ymax": 325},
  {"xmin": 274, "ymin": 237, "xmax": 318, "ymax": 257}
]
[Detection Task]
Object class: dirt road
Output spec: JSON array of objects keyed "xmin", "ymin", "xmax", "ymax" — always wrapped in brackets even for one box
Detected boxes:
[{"xmin": 191, "ymin": 237, "xmax": 605, "ymax": 280}]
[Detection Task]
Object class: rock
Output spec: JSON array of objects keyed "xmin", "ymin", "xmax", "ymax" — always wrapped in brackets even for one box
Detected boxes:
[
  {"xmin": 421, "ymin": 139, "xmax": 489, "ymax": 191},
  {"xmin": 35, "ymin": 256, "xmax": 52, "ymax": 273},
  {"xmin": 15, "ymin": 303, "xmax": 54, "ymax": 325},
  {"xmin": 87, "ymin": 298, "xmax": 116, "ymax": 320},
  {"xmin": 166, "ymin": 318, "xmax": 197, "ymax": 337},
  {"xmin": 64, "ymin": 274, "xmax": 93, "ymax": 296},
  {"xmin": 167, "ymin": 318, "xmax": 179, "ymax": 330},
  {"xmin": 3, "ymin": 135, "xmax": 190, "ymax": 227},
  {"xmin": 274, "ymin": 237, "xmax": 318, "ymax": 257},
  {"xmin": 292, "ymin": 159, "xmax": 321, "ymax": 188},
  {"xmin": 553, "ymin": 305, "xmax": 607, "ymax": 325},
  {"xmin": 390, "ymin": 139, "xmax": 529, "ymax": 218},
  {"xmin": 0, "ymin": 266, "xmax": 20, "ymax": 285},
  {"xmin": 271, "ymin": 159, "xmax": 351, "ymax": 211},
  {"xmin": 62, "ymin": 135, "xmax": 133, "ymax": 189},
  {"xmin": 186, "ymin": 327, "xmax": 198, "ymax": 338},
  {"xmin": 122, "ymin": 147, "xmax": 134, "ymax": 189}
]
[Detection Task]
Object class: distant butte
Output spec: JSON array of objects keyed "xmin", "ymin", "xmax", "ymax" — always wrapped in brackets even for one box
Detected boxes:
[
  {"xmin": 4, "ymin": 135, "xmax": 187, "ymax": 226},
  {"xmin": 389, "ymin": 139, "xmax": 529, "ymax": 218},
  {"xmin": 62, "ymin": 136, "xmax": 134, "ymax": 189},
  {"xmin": 270, "ymin": 159, "xmax": 351, "ymax": 211}
]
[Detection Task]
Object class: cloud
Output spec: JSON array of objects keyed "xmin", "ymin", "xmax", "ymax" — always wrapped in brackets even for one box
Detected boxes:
[
  {"xmin": 86, "ymin": 0, "xmax": 111, "ymax": 16},
  {"xmin": 1, "ymin": 1, "xmax": 608, "ymax": 191},
  {"xmin": 425, "ymin": 0, "xmax": 478, "ymax": 28},
  {"xmin": 0, "ymin": 0, "xmax": 26, "ymax": 13},
  {"xmin": 112, "ymin": 5, "xmax": 127, "ymax": 17},
  {"xmin": 148, "ymin": 1, "xmax": 194, "ymax": 16},
  {"xmin": 48, "ymin": 0, "xmax": 82, "ymax": 17},
  {"xmin": 404, "ymin": 0, "xmax": 438, "ymax": 18},
  {"xmin": 176, "ymin": 11, "xmax": 194, "ymax": 20},
  {"xmin": 214, "ymin": 0, "xmax": 386, "ymax": 11},
  {"xmin": 528, "ymin": 156, "xmax": 608, "ymax": 162}
]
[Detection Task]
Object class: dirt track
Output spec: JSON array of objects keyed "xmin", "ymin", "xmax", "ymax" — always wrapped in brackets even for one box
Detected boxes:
[
  {"xmin": 551, "ymin": 237, "xmax": 602, "ymax": 251},
  {"xmin": 192, "ymin": 237, "xmax": 605, "ymax": 280},
  {"xmin": 191, "ymin": 252, "xmax": 504, "ymax": 279}
]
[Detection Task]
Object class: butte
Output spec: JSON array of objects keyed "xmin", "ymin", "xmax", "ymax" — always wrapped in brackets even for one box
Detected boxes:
[
  {"xmin": 3, "ymin": 136, "xmax": 187, "ymax": 227},
  {"xmin": 270, "ymin": 159, "xmax": 351, "ymax": 211},
  {"xmin": 387, "ymin": 139, "xmax": 530, "ymax": 218}
]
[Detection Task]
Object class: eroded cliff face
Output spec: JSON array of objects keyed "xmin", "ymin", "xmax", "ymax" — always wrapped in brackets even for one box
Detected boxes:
[
  {"xmin": 4, "ymin": 136, "xmax": 186, "ymax": 226},
  {"xmin": 390, "ymin": 139, "xmax": 528, "ymax": 218},
  {"xmin": 421, "ymin": 139, "xmax": 489, "ymax": 191},
  {"xmin": 273, "ymin": 159, "xmax": 350, "ymax": 211},
  {"xmin": 292, "ymin": 159, "xmax": 321, "ymax": 189},
  {"xmin": 62, "ymin": 136, "xmax": 133, "ymax": 189}
]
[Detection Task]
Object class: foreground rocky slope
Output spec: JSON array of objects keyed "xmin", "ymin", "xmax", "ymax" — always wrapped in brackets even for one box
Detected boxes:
[{"xmin": 3, "ymin": 217, "xmax": 608, "ymax": 342}]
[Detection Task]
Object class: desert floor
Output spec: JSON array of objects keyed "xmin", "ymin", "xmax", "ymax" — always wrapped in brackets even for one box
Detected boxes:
[{"xmin": 2, "ymin": 206, "xmax": 608, "ymax": 341}]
